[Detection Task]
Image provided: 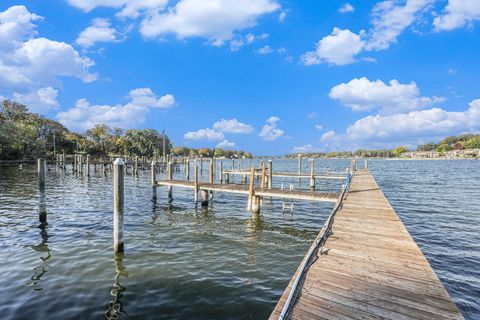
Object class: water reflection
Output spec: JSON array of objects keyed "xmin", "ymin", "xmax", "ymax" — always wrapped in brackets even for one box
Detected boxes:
[
  {"xmin": 105, "ymin": 253, "xmax": 128, "ymax": 320},
  {"xmin": 29, "ymin": 226, "xmax": 51, "ymax": 291}
]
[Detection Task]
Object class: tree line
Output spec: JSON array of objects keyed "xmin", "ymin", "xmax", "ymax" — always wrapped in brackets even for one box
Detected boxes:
[{"xmin": 0, "ymin": 100, "xmax": 251, "ymax": 160}]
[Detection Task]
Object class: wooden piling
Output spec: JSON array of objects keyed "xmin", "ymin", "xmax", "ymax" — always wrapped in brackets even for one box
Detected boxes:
[
  {"xmin": 247, "ymin": 167, "xmax": 255, "ymax": 210},
  {"xmin": 268, "ymin": 160, "xmax": 273, "ymax": 189},
  {"xmin": 113, "ymin": 158, "xmax": 125, "ymax": 253},
  {"xmin": 310, "ymin": 159, "xmax": 315, "ymax": 189},
  {"xmin": 134, "ymin": 156, "xmax": 138, "ymax": 175},
  {"xmin": 219, "ymin": 161, "xmax": 223, "ymax": 184},
  {"xmin": 151, "ymin": 160, "xmax": 157, "ymax": 202},
  {"xmin": 168, "ymin": 162, "xmax": 173, "ymax": 200},
  {"xmin": 200, "ymin": 157, "xmax": 203, "ymax": 173},
  {"xmin": 209, "ymin": 158, "xmax": 214, "ymax": 183},
  {"xmin": 201, "ymin": 190, "xmax": 209, "ymax": 207},
  {"xmin": 261, "ymin": 162, "xmax": 266, "ymax": 188},
  {"xmin": 194, "ymin": 164, "xmax": 199, "ymax": 203},
  {"xmin": 251, "ymin": 195, "xmax": 261, "ymax": 214},
  {"xmin": 86, "ymin": 154, "xmax": 91, "ymax": 177},
  {"xmin": 185, "ymin": 159, "xmax": 190, "ymax": 180},
  {"xmin": 365, "ymin": 159, "xmax": 369, "ymax": 171},
  {"xmin": 38, "ymin": 158, "xmax": 47, "ymax": 224}
]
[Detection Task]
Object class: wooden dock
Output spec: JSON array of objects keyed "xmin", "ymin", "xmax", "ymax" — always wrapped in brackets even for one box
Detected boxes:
[
  {"xmin": 224, "ymin": 170, "xmax": 347, "ymax": 180},
  {"xmin": 270, "ymin": 169, "xmax": 463, "ymax": 320},
  {"xmin": 156, "ymin": 179, "xmax": 340, "ymax": 203}
]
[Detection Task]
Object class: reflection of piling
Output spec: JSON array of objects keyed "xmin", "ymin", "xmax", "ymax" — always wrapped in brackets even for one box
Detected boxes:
[
  {"xmin": 105, "ymin": 253, "xmax": 128, "ymax": 320},
  {"xmin": 113, "ymin": 158, "xmax": 125, "ymax": 254},
  {"xmin": 38, "ymin": 158, "xmax": 47, "ymax": 224}
]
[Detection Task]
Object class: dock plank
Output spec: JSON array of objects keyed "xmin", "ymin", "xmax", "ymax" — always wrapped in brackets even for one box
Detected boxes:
[{"xmin": 269, "ymin": 170, "xmax": 463, "ymax": 320}]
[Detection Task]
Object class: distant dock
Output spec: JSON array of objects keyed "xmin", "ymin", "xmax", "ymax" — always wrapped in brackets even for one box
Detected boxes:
[{"xmin": 270, "ymin": 169, "xmax": 463, "ymax": 320}]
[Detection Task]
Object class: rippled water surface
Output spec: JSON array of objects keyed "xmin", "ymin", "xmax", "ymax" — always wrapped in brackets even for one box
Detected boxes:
[{"xmin": 0, "ymin": 159, "xmax": 478, "ymax": 319}]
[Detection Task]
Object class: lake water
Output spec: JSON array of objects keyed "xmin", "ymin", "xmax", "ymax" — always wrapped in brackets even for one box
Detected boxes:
[{"xmin": 0, "ymin": 159, "xmax": 478, "ymax": 319}]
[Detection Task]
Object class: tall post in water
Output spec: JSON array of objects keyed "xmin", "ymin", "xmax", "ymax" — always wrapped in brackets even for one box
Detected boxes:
[
  {"xmin": 194, "ymin": 164, "xmax": 199, "ymax": 204},
  {"xmin": 261, "ymin": 162, "xmax": 266, "ymax": 188},
  {"xmin": 200, "ymin": 157, "xmax": 203, "ymax": 173},
  {"xmin": 113, "ymin": 158, "xmax": 125, "ymax": 253},
  {"xmin": 134, "ymin": 156, "xmax": 138, "ymax": 175},
  {"xmin": 73, "ymin": 154, "xmax": 77, "ymax": 173},
  {"xmin": 151, "ymin": 160, "xmax": 157, "ymax": 202},
  {"xmin": 185, "ymin": 159, "xmax": 190, "ymax": 181},
  {"xmin": 247, "ymin": 167, "xmax": 255, "ymax": 210},
  {"xmin": 38, "ymin": 158, "xmax": 47, "ymax": 225},
  {"xmin": 209, "ymin": 158, "xmax": 214, "ymax": 183},
  {"xmin": 268, "ymin": 160, "xmax": 273, "ymax": 189},
  {"xmin": 219, "ymin": 161, "xmax": 223, "ymax": 184},
  {"xmin": 351, "ymin": 159, "xmax": 355, "ymax": 175},
  {"xmin": 86, "ymin": 154, "xmax": 91, "ymax": 177},
  {"xmin": 365, "ymin": 159, "xmax": 369, "ymax": 171},
  {"xmin": 310, "ymin": 159, "xmax": 315, "ymax": 190},
  {"xmin": 168, "ymin": 162, "xmax": 173, "ymax": 200}
]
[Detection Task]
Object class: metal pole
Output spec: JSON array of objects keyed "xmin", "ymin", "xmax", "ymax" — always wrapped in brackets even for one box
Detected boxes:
[{"xmin": 113, "ymin": 158, "xmax": 125, "ymax": 253}]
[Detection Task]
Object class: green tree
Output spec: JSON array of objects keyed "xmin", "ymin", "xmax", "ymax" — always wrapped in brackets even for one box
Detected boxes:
[{"xmin": 393, "ymin": 146, "xmax": 408, "ymax": 157}]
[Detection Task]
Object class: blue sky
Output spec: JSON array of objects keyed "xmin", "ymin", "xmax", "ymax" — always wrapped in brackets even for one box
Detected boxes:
[{"xmin": 1, "ymin": 0, "xmax": 479, "ymax": 155}]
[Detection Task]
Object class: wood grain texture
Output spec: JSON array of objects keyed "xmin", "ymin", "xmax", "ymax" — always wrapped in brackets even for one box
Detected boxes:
[{"xmin": 269, "ymin": 170, "xmax": 463, "ymax": 320}]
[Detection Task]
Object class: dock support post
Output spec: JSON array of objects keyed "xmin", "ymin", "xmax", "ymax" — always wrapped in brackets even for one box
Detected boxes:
[
  {"xmin": 168, "ymin": 162, "xmax": 173, "ymax": 200},
  {"xmin": 19, "ymin": 162, "xmax": 23, "ymax": 171},
  {"xmin": 113, "ymin": 158, "xmax": 125, "ymax": 253},
  {"xmin": 261, "ymin": 162, "xmax": 266, "ymax": 188},
  {"xmin": 185, "ymin": 160, "xmax": 190, "ymax": 181},
  {"xmin": 225, "ymin": 172, "xmax": 230, "ymax": 184},
  {"xmin": 73, "ymin": 154, "xmax": 77, "ymax": 173},
  {"xmin": 86, "ymin": 154, "xmax": 91, "ymax": 177},
  {"xmin": 134, "ymin": 156, "xmax": 138, "ymax": 175},
  {"xmin": 38, "ymin": 158, "xmax": 47, "ymax": 225},
  {"xmin": 297, "ymin": 154, "xmax": 301, "ymax": 180},
  {"xmin": 209, "ymin": 158, "xmax": 214, "ymax": 183},
  {"xmin": 268, "ymin": 160, "xmax": 273, "ymax": 189},
  {"xmin": 194, "ymin": 165, "xmax": 199, "ymax": 204},
  {"xmin": 201, "ymin": 190, "xmax": 209, "ymax": 207},
  {"xmin": 365, "ymin": 159, "xmax": 368, "ymax": 171},
  {"xmin": 151, "ymin": 160, "xmax": 157, "ymax": 202},
  {"xmin": 310, "ymin": 159, "xmax": 315, "ymax": 189},
  {"xmin": 351, "ymin": 159, "xmax": 355, "ymax": 175},
  {"xmin": 247, "ymin": 167, "xmax": 255, "ymax": 210},
  {"xmin": 219, "ymin": 161, "xmax": 223, "ymax": 184},
  {"xmin": 200, "ymin": 157, "xmax": 203, "ymax": 173}
]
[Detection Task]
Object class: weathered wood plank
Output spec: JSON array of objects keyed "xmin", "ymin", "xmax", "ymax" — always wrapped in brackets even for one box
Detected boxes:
[{"xmin": 269, "ymin": 170, "xmax": 463, "ymax": 320}]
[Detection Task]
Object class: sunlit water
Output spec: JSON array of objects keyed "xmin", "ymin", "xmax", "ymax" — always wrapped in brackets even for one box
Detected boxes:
[{"xmin": 0, "ymin": 159, "xmax": 478, "ymax": 319}]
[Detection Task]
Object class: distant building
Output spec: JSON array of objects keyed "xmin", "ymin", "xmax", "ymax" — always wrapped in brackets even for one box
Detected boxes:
[{"xmin": 402, "ymin": 149, "xmax": 480, "ymax": 159}]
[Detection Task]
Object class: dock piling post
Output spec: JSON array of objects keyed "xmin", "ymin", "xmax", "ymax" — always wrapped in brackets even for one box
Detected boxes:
[
  {"xmin": 209, "ymin": 159, "xmax": 214, "ymax": 183},
  {"xmin": 38, "ymin": 158, "xmax": 47, "ymax": 225},
  {"xmin": 346, "ymin": 172, "xmax": 351, "ymax": 192},
  {"xmin": 219, "ymin": 161, "xmax": 223, "ymax": 184},
  {"xmin": 268, "ymin": 160, "xmax": 273, "ymax": 189},
  {"xmin": 365, "ymin": 159, "xmax": 368, "ymax": 171},
  {"xmin": 151, "ymin": 160, "xmax": 157, "ymax": 202},
  {"xmin": 134, "ymin": 156, "xmax": 138, "ymax": 175},
  {"xmin": 310, "ymin": 159, "xmax": 315, "ymax": 189},
  {"xmin": 168, "ymin": 162, "xmax": 173, "ymax": 200},
  {"xmin": 247, "ymin": 167, "xmax": 255, "ymax": 210},
  {"xmin": 86, "ymin": 154, "xmax": 91, "ymax": 177},
  {"xmin": 201, "ymin": 190, "xmax": 209, "ymax": 207},
  {"xmin": 186, "ymin": 160, "xmax": 190, "ymax": 181},
  {"xmin": 261, "ymin": 162, "xmax": 266, "ymax": 188},
  {"xmin": 194, "ymin": 165, "xmax": 199, "ymax": 204},
  {"xmin": 113, "ymin": 158, "xmax": 125, "ymax": 253}
]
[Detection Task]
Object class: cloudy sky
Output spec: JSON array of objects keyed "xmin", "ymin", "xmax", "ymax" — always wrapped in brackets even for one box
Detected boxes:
[{"xmin": 0, "ymin": 1, "xmax": 479, "ymax": 154}]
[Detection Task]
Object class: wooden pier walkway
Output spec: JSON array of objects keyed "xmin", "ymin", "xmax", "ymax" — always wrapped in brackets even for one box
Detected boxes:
[
  {"xmin": 270, "ymin": 169, "xmax": 463, "ymax": 320},
  {"xmin": 156, "ymin": 179, "xmax": 340, "ymax": 203},
  {"xmin": 224, "ymin": 170, "xmax": 346, "ymax": 180}
]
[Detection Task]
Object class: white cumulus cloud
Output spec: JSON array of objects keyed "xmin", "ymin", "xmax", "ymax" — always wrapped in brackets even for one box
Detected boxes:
[
  {"xmin": 184, "ymin": 128, "xmax": 225, "ymax": 141},
  {"xmin": 292, "ymin": 144, "xmax": 321, "ymax": 153},
  {"xmin": 67, "ymin": 0, "xmax": 168, "ymax": 19},
  {"xmin": 76, "ymin": 18, "xmax": 118, "ymax": 48},
  {"xmin": 0, "ymin": 5, "xmax": 97, "ymax": 110},
  {"xmin": 433, "ymin": 0, "xmax": 480, "ymax": 31},
  {"xmin": 57, "ymin": 87, "xmax": 175, "ymax": 131},
  {"xmin": 338, "ymin": 3, "xmax": 355, "ymax": 14},
  {"xmin": 329, "ymin": 77, "xmax": 444, "ymax": 114},
  {"xmin": 320, "ymin": 130, "xmax": 336, "ymax": 143},
  {"xmin": 301, "ymin": 28, "xmax": 364, "ymax": 66},
  {"xmin": 213, "ymin": 118, "xmax": 254, "ymax": 133},
  {"xmin": 140, "ymin": 0, "xmax": 280, "ymax": 46},
  {"xmin": 12, "ymin": 87, "xmax": 59, "ymax": 113},
  {"xmin": 216, "ymin": 139, "xmax": 236, "ymax": 148},
  {"xmin": 259, "ymin": 116, "xmax": 284, "ymax": 141}
]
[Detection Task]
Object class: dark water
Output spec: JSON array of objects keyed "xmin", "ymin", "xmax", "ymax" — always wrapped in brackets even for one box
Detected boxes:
[{"xmin": 0, "ymin": 159, "xmax": 478, "ymax": 319}]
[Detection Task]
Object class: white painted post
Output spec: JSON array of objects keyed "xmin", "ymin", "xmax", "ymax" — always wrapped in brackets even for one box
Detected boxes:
[
  {"xmin": 86, "ymin": 154, "xmax": 91, "ymax": 177},
  {"xmin": 310, "ymin": 159, "xmax": 315, "ymax": 189},
  {"xmin": 113, "ymin": 158, "xmax": 125, "ymax": 253},
  {"xmin": 268, "ymin": 160, "xmax": 273, "ymax": 189}
]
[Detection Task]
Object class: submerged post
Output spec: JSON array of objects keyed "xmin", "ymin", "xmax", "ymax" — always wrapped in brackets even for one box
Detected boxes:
[
  {"xmin": 310, "ymin": 159, "xmax": 315, "ymax": 189},
  {"xmin": 268, "ymin": 160, "xmax": 273, "ymax": 189},
  {"xmin": 151, "ymin": 160, "xmax": 157, "ymax": 202},
  {"xmin": 113, "ymin": 158, "xmax": 125, "ymax": 253},
  {"xmin": 38, "ymin": 158, "xmax": 47, "ymax": 224}
]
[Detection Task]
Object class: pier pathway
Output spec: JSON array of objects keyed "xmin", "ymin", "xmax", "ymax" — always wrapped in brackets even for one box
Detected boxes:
[{"xmin": 270, "ymin": 169, "xmax": 463, "ymax": 320}]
